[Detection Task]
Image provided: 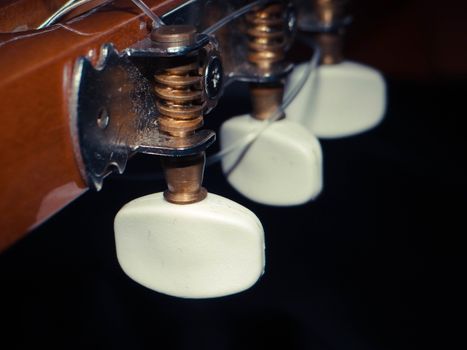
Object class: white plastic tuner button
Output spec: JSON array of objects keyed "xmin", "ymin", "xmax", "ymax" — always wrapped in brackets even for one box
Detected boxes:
[
  {"xmin": 220, "ymin": 116, "xmax": 323, "ymax": 206},
  {"xmin": 286, "ymin": 60, "xmax": 386, "ymax": 138},
  {"xmin": 114, "ymin": 192, "xmax": 265, "ymax": 299}
]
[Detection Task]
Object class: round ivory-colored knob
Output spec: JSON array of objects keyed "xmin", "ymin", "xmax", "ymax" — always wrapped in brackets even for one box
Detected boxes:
[
  {"xmin": 286, "ymin": 60, "xmax": 386, "ymax": 138},
  {"xmin": 220, "ymin": 116, "xmax": 323, "ymax": 206},
  {"xmin": 114, "ymin": 192, "xmax": 265, "ymax": 299}
]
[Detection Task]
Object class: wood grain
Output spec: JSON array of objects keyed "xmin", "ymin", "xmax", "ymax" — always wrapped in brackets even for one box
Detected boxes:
[
  {"xmin": 0, "ymin": 0, "xmax": 65, "ymax": 32},
  {"xmin": 0, "ymin": 0, "xmax": 185, "ymax": 252}
]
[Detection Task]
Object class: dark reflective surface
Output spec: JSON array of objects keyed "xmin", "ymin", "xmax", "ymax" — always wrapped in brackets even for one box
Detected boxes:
[{"xmin": 1, "ymin": 76, "xmax": 464, "ymax": 349}]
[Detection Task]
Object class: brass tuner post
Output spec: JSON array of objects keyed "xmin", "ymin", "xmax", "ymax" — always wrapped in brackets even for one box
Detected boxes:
[
  {"xmin": 312, "ymin": 0, "xmax": 349, "ymax": 65},
  {"xmin": 151, "ymin": 25, "xmax": 222, "ymax": 204},
  {"xmin": 246, "ymin": 1, "xmax": 292, "ymax": 120}
]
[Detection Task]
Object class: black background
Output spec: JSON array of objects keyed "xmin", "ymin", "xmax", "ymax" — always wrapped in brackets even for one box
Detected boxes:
[{"xmin": 1, "ymin": 1, "xmax": 466, "ymax": 349}]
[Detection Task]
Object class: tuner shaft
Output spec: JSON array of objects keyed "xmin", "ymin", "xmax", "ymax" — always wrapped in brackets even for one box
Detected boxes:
[
  {"xmin": 152, "ymin": 25, "xmax": 209, "ymax": 204},
  {"xmin": 312, "ymin": 0, "xmax": 348, "ymax": 64},
  {"xmin": 246, "ymin": 1, "xmax": 290, "ymax": 120}
]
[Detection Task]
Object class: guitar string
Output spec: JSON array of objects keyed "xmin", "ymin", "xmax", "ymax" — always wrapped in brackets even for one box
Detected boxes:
[
  {"xmin": 202, "ymin": 0, "xmax": 269, "ymax": 36},
  {"xmin": 37, "ymin": 0, "xmax": 111, "ymax": 29},
  {"xmin": 37, "ymin": 0, "xmax": 164, "ymax": 30},
  {"xmin": 117, "ymin": 35, "xmax": 320, "ymax": 181},
  {"xmin": 129, "ymin": 0, "xmax": 165, "ymax": 27},
  {"xmin": 37, "ymin": 0, "xmax": 275, "ymax": 32},
  {"xmin": 32, "ymin": 0, "xmax": 271, "ymax": 38},
  {"xmin": 0, "ymin": 27, "xmax": 58, "ymax": 49},
  {"xmin": 206, "ymin": 37, "xmax": 320, "ymax": 167},
  {"xmin": 56, "ymin": 23, "xmax": 104, "ymax": 36},
  {"xmin": 0, "ymin": 1, "xmax": 126, "ymax": 43},
  {"xmin": 37, "ymin": 0, "xmax": 80, "ymax": 29},
  {"xmin": 9, "ymin": 0, "xmax": 319, "ymax": 182}
]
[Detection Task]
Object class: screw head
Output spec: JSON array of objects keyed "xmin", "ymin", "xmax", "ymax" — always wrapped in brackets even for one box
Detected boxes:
[{"xmin": 204, "ymin": 55, "xmax": 223, "ymax": 100}]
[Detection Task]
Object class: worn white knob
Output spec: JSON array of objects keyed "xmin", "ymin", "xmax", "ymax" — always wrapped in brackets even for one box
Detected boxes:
[
  {"xmin": 114, "ymin": 192, "xmax": 265, "ymax": 299},
  {"xmin": 220, "ymin": 116, "xmax": 323, "ymax": 206},
  {"xmin": 286, "ymin": 60, "xmax": 386, "ymax": 138}
]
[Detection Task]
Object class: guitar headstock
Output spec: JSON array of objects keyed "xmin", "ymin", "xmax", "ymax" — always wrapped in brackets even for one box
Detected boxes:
[{"xmin": 0, "ymin": 0, "xmax": 386, "ymax": 298}]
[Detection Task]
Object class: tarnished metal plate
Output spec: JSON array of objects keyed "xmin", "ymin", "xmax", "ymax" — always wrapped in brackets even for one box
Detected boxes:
[{"xmin": 70, "ymin": 44, "xmax": 215, "ymax": 190}]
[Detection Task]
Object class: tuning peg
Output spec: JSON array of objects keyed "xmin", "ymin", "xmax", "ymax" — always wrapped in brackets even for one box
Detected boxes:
[
  {"xmin": 114, "ymin": 175, "xmax": 265, "ymax": 298},
  {"xmin": 114, "ymin": 156, "xmax": 265, "ymax": 300},
  {"xmin": 221, "ymin": 114, "xmax": 323, "ymax": 206},
  {"xmin": 220, "ymin": 83, "xmax": 323, "ymax": 206},
  {"xmin": 220, "ymin": 3, "xmax": 323, "ymax": 206},
  {"xmin": 286, "ymin": 60, "xmax": 386, "ymax": 138},
  {"xmin": 114, "ymin": 25, "xmax": 265, "ymax": 299},
  {"xmin": 287, "ymin": 0, "xmax": 386, "ymax": 138}
]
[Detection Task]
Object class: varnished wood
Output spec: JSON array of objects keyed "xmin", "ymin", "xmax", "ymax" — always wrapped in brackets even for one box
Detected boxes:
[
  {"xmin": 0, "ymin": 0, "xmax": 65, "ymax": 32},
  {"xmin": 0, "ymin": 0, "xmax": 185, "ymax": 252}
]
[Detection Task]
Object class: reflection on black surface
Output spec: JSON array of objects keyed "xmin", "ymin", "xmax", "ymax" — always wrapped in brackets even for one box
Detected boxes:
[{"xmin": 0, "ymin": 79, "xmax": 464, "ymax": 349}]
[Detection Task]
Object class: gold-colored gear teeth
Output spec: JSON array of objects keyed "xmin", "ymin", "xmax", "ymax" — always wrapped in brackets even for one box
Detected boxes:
[
  {"xmin": 245, "ymin": 2, "xmax": 288, "ymax": 69},
  {"xmin": 154, "ymin": 57, "xmax": 206, "ymax": 137}
]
